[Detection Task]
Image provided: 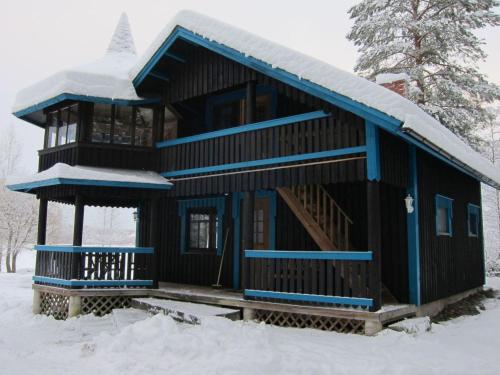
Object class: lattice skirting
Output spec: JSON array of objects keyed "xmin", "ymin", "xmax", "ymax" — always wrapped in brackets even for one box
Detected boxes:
[
  {"xmin": 254, "ymin": 309, "xmax": 365, "ymax": 334},
  {"xmin": 82, "ymin": 296, "xmax": 131, "ymax": 316},
  {"xmin": 40, "ymin": 292, "xmax": 70, "ymax": 320}
]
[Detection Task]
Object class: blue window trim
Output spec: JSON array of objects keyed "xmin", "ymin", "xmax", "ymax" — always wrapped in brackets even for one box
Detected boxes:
[
  {"xmin": 232, "ymin": 190, "xmax": 277, "ymax": 289},
  {"xmin": 435, "ymin": 194, "xmax": 454, "ymax": 237},
  {"xmin": 205, "ymin": 85, "xmax": 277, "ymax": 131},
  {"xmin": 178, "ymin": 197, "xmax": 226, "ymax": 255},
  {"xmin": 467, "ymin": 203, "xmax": 481, "ymax": 238}
]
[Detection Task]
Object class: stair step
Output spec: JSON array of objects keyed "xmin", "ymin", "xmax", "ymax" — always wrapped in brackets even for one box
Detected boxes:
[{"xmin": 130, "ymin": 297, "xmax": 241, "ymax": 324}]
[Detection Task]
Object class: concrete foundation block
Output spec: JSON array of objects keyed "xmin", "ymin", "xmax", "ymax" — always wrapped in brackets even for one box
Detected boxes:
[
  {"xmin": 32, "ymin": 290, "xmax": 42, "ymax": 315},
  {"xmin": 243, "ymin": 307, "xmax": 256, "ymax": 321},
  {"xmin": 68, "ymin": 296, "xmax": 81, "ymax": 318},
  {"xmin": 364, "ymin": 320, "xmax": 383, "ymax": 336}
]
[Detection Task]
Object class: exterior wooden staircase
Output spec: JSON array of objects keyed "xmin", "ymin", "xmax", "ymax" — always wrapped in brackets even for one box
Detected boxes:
[{"xmin": 276, "ymin": 185, "xmax": 353, "ymax": 250}]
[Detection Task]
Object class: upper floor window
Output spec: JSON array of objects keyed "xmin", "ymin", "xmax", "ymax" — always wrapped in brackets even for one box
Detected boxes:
[
  {"xmin": 435, "ymin": 194, "xmax": 453, "ymax": 237},
  {"xmin": 208, "ymin": 88, "xmax": 275, "ymax": 130},
  {"xmin": 91, "ymin": 104, "xmax": 153, "ymax": 147},
  {"xmin": 159, "ymin": 106, "xmax": 178, "ymax": 142},
  {"xmin": 46, "ymin": 104, "xmax": 78, "ymax": 148},
  {"xmin": 467, "ymin": 204, "xmax": 481, "ymax": 238}
]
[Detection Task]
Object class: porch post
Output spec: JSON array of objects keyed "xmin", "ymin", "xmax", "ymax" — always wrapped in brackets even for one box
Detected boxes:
[
  {"xmin": 71, "ymin": 195, "xmax": 84, "ymax": 280},
  {"xmin": 367, "ymin": 181, "xmax": 382, "ymax": 311},
  {"xmin": 150, "ymin": 198, "xmax": 159, "ymax": 288},
  {"xmin": 241, "ymin": 80, "xmax": 256, "ymax": 290},
  {"xmin": 37, "ymin": 198, "xmax": 48, "ymax": 245}
]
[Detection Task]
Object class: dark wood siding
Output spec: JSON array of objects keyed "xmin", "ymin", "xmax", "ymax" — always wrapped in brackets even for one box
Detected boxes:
[
  {"xmin": 380, "ymin": 130, "xmax": 409, "ymax": 188},
  {"xmin": 417, "ymin": 150, "xmax": 484, "ymax": 304}
]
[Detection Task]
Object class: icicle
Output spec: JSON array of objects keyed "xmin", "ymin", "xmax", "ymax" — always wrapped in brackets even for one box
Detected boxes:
[{"xmin": 106, "ymin": 12, "xmax": 137, "ymax": 55}]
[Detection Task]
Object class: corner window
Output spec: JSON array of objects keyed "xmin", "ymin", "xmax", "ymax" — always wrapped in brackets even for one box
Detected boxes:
[
  {"xmin": 160, "ymin": 106, "xmax": 179, "ymax": 141},
  {"xmin": 468, "ymin": 204, "xmax": 481, "ymax": 237},
  {"xmin": 435, "ymin": 194, "xmax": 453, "ymax": 236},
  {"xmin": 45, "ymin": 104, "xmax": 78, "ymax": 148},
  {"xmin": 91, "ymin": 104, "xmax": 154, "ymax": 146},
  {"xmin": 178, "ymin": 197, "xmax": 225, "ymax": 255}
]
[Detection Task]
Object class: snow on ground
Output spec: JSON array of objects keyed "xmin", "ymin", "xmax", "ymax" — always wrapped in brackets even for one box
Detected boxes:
[{"xmin": 1, "ymin": 250, "xmax": 500, "ymax": 375}]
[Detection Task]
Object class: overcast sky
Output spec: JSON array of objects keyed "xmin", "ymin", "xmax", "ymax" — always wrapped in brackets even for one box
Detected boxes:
[{"xmin": 1, "ymin": 0, "xmax": 498, "ymax": 230}]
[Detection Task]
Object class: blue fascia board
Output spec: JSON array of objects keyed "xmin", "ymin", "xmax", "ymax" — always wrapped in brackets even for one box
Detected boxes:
[
  {"xmin": 244, "ymin": 289, "xmax": 373, "ymax": 307},
  {"xmin": 7, "ymin": 177, "xmax": 172, "ymax": 192},
  {"xmin": 407, "ymin": 145, "xmax": 421, "ymax": 305},
  {"xmin": 162, "ymin": 145, "xmax": 367, "ymax": 178},
  {"xmin": 33, "ymin": 276, "xmax": 153, "ymax": 287},
  {"xmin": 245, "ymin": 250, "xmax": 373, "ymax": 261},
  {"xmin": 156, "ymin": 110, "xmax": 329, "ymax": 148},
  {"xmin": 34, "ymin": 245, "xmax": 154, "ymax": 254},
  {"xmin": 14, "ymin": 93, "xmax": 161, "ymax": 118}
]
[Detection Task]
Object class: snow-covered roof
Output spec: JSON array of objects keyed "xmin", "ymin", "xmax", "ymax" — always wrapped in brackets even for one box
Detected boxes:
[
  {"xmin": 6, "ymin": 163, "xmax": 172, "ymax": 192},
  {"xmin": 12, "ymin": 13, "xmax": 144, "ymax": 116},
  {"xmin": 130, "ymin": 10, "xmax": 500, "ymax": 187}
]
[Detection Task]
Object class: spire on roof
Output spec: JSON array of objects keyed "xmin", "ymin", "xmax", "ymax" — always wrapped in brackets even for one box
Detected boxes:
[{"xmin": 106, "ymin": 12, "xmax": 137, "ymax": 55}]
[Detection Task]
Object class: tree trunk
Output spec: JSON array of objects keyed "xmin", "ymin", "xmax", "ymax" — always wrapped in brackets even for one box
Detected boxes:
[
  {"xmin": 11, "ymin": 253, "xmax": 17, "ymax": 273},
  {"xmin": 5, "ymin": 251, "xmax": 12, "ymax": 273},
  {"xmin": 0, "ymin": 249, "xmax": 3, "ymax": 272}
]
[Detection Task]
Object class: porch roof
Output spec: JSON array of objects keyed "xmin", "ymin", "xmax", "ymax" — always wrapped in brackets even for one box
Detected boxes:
[{"xmin": 6, "ymin": 163, "xmax": 172, "ymax": 193}]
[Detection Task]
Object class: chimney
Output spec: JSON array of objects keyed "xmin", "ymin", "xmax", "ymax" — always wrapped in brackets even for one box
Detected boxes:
[{"xmin": 375, "ymin": 73, "xmax": 410, "ymax": 97}]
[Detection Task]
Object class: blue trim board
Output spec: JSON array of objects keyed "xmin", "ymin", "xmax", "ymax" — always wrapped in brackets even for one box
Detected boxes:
[
  {"xmin": 7, "ymin": 178, "xmax": 172, "ymax": 192},
  {"xmin": 365, "ymin": 120, "xmax": 381, "ymax": 181},
  {"xmin": 33, "ymin": 276, "xmax": 153, "ymax": 287},
  {"xmin": 162, "ymin": 146, "xmax": 367, "ymax": 178},
  {"xmin": 34, "ymin": 245, "xmax": 154, "ymax": 254},
  {"xmin": 178, "ymin": 197, "xmax": 226, "ymax": 255},
  {"xmin": 407, "ymin": 145, "xmax": 421, "ymax": 305},
  {"xmin": 14, "ymin": 93, "xmax": 161, "ymax": 118},
  {"xmin": 244, "ymin": 289, "xmax": 374, "ymax": 307},
  {"xmin": 245, "ymin": 250, "xmax": 373, "ymax": 261},
  {"xmin": 156, "ymin": 110, "xmax": 326, "ymax": 148}
]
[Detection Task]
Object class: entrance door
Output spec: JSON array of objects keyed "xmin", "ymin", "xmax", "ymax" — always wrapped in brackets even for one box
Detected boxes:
[{"xmin": 253, "ymin": 197, "xmax": 271, "ymax": 250}]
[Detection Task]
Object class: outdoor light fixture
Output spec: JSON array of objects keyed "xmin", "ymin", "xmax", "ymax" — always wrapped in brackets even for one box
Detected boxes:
[
  {"xmin": 133, "ymin": 210, "xmax": 139, "ymax": 222},
  {"xmin": 405, "ymin": 194, "xmax": 414, "ymax": 214}
]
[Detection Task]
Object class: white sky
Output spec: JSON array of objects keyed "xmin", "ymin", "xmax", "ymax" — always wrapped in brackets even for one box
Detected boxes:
[{"xmin": 0, "ymin": 0, "xmax": 498, "ymax": 230}]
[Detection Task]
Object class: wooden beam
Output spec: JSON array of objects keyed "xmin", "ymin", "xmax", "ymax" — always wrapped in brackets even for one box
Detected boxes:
[
  {"xmin": 164, "ymin": 51, "xmax": 186, "ymax": 63},
  {"xmin": 71, "ymin": 195, "xmax": 85, "ymax": 280},
  {"xmin": 37, "ymin": 198, "xmax": 48, "ymax": 245},
  {"xmin": 149, "ymin": 71, "xmax": 170, "ymax": 82}
]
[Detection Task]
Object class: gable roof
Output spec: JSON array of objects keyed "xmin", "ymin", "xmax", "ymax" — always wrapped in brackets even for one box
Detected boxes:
[{"xmin": 12, "ymin": 10, "xmax": 500, "ymax": 188}]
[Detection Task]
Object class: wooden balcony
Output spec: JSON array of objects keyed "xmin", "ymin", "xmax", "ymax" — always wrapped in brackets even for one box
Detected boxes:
[
  {"xmin": 38, "ymin": 143, "xmax": 158, "ymax": 172},
  {"xmin": 33, "ymin": 245, "xmax": 154, "ymax": 288}
]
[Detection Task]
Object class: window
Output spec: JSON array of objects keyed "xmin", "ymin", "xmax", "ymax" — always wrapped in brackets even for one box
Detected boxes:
[
  {"xmin": 160, "ymin": 107, "xmax": 178, "ymax": 141},
  {"xmin": 178, "ymin": 197, "xmax": 225, "ymax": 255},
  {"xmin": 435, "ymin": 194, "xmax": 453, "ymax": 236},
  {"xmin": 209, "ymin": 89, "xmax": 275, "ymax": 130},
  {"xmin": 187, "ymin": 208, "xmax": 218, "ymax": 252},
  {"xmin": 45, "ymin": 104, "xmax": 78, "ymax": 148},
  {"xmin": 468, "ymin": 204, "xmax": 481, "ymax": 237},
  {"xmin": 91, "ymin": 104, "xmax": 154, "ymax": 146}
]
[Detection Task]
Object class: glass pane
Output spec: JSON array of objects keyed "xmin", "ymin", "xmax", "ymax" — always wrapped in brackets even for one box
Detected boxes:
[
  {"xmin": 199, "ymin": 222, "xmax": 209, "ymax": 248},
  {"xmin": 92, "ymin": 104, "xmax": 112, "ymax": 143},
  {"xmin": 163, "ymin": 107, "xmax": 178, "ymax": 141},
  {"xmin": 437, "ymin": 207, "xmax": 448, "ymax": 234},
  {"xmin": 47, "ymin": 113, "xmax": 57, "ymax": 148},
  {"xmin": 135, "ymin": 107, "xmax": 153, "ymax": 146},
  {"xmin": 189, "ymin": 222, "xmax": 199, "ymax": 248},
  {"xmin": 470, "ymin": 212, "xmax": 478, "ymax": 236},
  {"xmin": 57, "ymin": 110, "xmax": 68, "ymax": 146},
  {"xmin": 67, "ymin": 105, "xmax": 78, "ymax": 143},
  {"xmin": 256, "ymin": 94, "xmax": 273, "ymax": 122},
  {"xmin": 213, "ymin": 99, "xmax": 244, "ymax": 129},
  {"xmin": 114, "ymin": 106, "xmax": 133, "ymax": 145}
]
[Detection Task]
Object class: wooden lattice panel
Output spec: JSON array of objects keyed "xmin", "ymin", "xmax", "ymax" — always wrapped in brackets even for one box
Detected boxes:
[
  {"xmin": 40, "ymin": 292, "xmax": 69, "ymax": 320},
  {"xmin": 254, "ymin": 309, "xmax": 365, "ymax": 334},
  {"xmin": 82, "ymin": 296, "xmax": 131, "ymax": 316}
]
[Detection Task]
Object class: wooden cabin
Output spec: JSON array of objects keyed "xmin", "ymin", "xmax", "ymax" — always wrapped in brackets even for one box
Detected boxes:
[{"xmin": 8, "ymin": 11, "xmax": 499, "ymax": 334}]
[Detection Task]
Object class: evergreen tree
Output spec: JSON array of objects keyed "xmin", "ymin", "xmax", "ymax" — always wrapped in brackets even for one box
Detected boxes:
[{"xmin": 347, "ymin": 0, "xmax": 500, "ymax": 146}]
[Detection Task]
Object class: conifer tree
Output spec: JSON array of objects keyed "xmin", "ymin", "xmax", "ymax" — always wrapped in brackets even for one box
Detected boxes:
[{"xmin": 347, "ymin": 0, "xmax": 500, "ymax": 145}]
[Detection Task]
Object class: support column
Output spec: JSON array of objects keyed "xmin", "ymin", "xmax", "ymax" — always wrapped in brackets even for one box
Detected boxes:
[
  {"xmin": 367, "ymin": 181, "xmax": 382, "ymax": 311},
  {"xmin": 37, "ymin": 198, "xmax": 48, "ymax": 245},
  {"xmin": 150, "ymin": 198, "xmax": 159, "ymax": 288},
  {"xmin": 68, "ymin": 296, "xmax": 81, "ymax": 318},
  {"xmin": 32, "ymin": 289, "xmax": 42, "ymax": 315},
  {"xmin": 71, "ymin": 195, "xmax": 84, "ymax": 280}
]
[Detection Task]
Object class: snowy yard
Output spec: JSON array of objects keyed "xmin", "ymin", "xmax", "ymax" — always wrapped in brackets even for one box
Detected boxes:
[{"xmin": 1, "ymin": 251, "xmax": 500, "ymax": 375}]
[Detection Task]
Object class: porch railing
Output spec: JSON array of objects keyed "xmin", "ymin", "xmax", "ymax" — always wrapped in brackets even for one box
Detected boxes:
[
  {"xmin": 243, "ymin": 250, "xmax": 377, "ymax": 310},
  {"xmin": 33, "ymin": 245, "xmax": 154, "ymax": 288}
]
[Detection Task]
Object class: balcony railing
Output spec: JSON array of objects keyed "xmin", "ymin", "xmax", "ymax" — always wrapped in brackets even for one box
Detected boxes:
[
  {"xmin": 243, "ymin": 250, "xmax": 377, "ymax": 311},
  {"xmin": 33, "ymin": 245, "xmax": 154, "ymax": 288}
]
